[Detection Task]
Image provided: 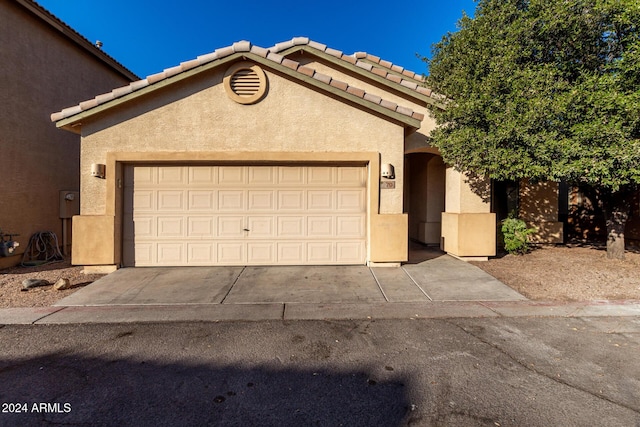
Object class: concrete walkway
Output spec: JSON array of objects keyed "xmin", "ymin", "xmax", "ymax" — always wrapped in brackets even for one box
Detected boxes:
[{"xmin": 1, "ymin": 251, "xmax": 639, "ymax": 324}]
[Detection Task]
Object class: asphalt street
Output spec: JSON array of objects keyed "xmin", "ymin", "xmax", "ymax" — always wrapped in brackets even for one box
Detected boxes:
[{"xmin": 0, "ymin": 317, "xmax": 638, "ymax": 426}]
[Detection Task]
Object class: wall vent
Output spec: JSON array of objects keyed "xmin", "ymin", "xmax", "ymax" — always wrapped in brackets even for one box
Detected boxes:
[
  {"xmin": 224, "ymin": 62, "xmax": 268, "ymax": 104},
  {"xmin": 230, "ymin": 69, "xmax": 261, "ymax": 97}
]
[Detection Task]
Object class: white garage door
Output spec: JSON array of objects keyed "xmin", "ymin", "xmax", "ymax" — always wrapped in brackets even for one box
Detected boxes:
[{"xmin": 122, "ymin": 165, "xmax": 367, "ymax": 266}]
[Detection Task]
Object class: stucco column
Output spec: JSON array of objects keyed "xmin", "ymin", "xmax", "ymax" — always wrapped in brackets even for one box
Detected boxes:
[{"xmin": 441, "ymin": 168, "xmax": 496, "ymax": 260}]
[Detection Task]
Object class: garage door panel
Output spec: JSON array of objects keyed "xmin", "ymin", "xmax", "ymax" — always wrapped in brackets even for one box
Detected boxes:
[
  {"xmin": 307, "ymin": 242, "xmax": 333, "ymax": 263},
  {"xmin": 218, "ymin": 216, "xmax": 244, "ymax": 238},
  {"xmin": 133, "ymin": 166, "xmax": 155, "ymax": 185},
  {"xmin": 247, "ymin": 242, "xmax": 275, "ymax": 263},
  {"xmin": 336, "ymin": 190, "xmax": 365, "ymax": 211},
  {"xmin": 188, "ymin": 191, "xmax": 215, "ymax": 210},
  {"xmin": 308, "ymin": 167, "xmax": 333, "ymax": 185},
  {"xmin": 337, "ymin": 242, "xmax": 365, "ymax": 263},
  {"xmin": 278, "ymin": 167, "xmax": 304, "ymax": 185},
  {"xmin": 336, "ymin": 216, "xmax": 365, "ymax": 237},
  {"xmin": 248, "ymin": 190, "xmax": 275, "ymax": 210},
  {"xmin": 189, "ymin": 166, "xmax": 216, "ymax": 184},
  {"xmin": 277, "ymin": 242, "xmax": 306, "ymax": 263},
  {"xmin": 217, "ymin": 243, "xmax": 244, "ymax": 264},
  {"xmin": 158, "ymin": 166, "xmax": 186, "ymax": 185},
  {"xmin": 277, "ymin": 216, "xmax": 305, "ymax": 237},
  {"xmin": 188, "ymin": 243, "xmax": 215, "ymax": 264},
  {"xmin": 247, "ymin": 216, "xmax": 274, "ymax": 237},
  {"xmin": 188, "ymin": 217, "xmax": 214, "ymax": 237},
  {"xmin": 307, "ymin": 190, "xmax": 334, "ymax": 210},
  {"xmin": 337, "ymin": 167, "xmax": 366, "ymax": 186},
  {"xmin": 157, "ymin": 217, "xmax": 184, "ymax": 237},
  {"xmin": 134, "ymin": 243, "xmax": 154, "ymax": 265},
  {"xmin": 158, "ymin": 191, "xmax": 184, "ymax": 211},
  {"xmin": 249, "ymin": 167, "xmax": 276, "ymax": 185},
  {"xmin": 278, "ymin": 190, "xmax": 305, "ymax": 210},
  {"xmin": 124, "ymin": 165, "xmax": 367, "ymax": 266},
  {"xmin": 218, "ymin": 190, "xmax": 245, "ymax": 211},
  {"xmin": 307, "ymin": 216, "xmax": 333, "ymax": 236},
  {"xmin": 219, "ymin": 166, "xmax": 245, "ymax": 185},
  {"xmin": 157, "ymin": 242, "xmax": 184, "ymax": 264}
]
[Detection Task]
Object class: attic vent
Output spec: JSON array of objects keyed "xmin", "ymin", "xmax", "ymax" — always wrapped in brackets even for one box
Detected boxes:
[
  {"xmin": 230, "ymin": 69, "xmax": 260, "ymax": 97},
  {"xmin": 223, "ymin": 62, "xmax": 268, "ymax": 105}
]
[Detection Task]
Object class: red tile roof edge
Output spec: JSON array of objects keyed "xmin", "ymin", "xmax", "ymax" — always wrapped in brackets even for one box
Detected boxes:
[
  {"xmin": 268, "ymin": 37, "xmax": 436, "ymax": 99},
  {"xmin": 51, "ymin": 40, "xmax": 423, "ymax": 125}
]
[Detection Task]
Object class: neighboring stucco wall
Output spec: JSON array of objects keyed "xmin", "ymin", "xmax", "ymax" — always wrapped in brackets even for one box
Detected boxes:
[
  {"xmin": 0, "ymin": 1, "xmax": 132, "ymax": 267},
  {"xmin": 519, "ymin": 180, "xmax": 564, "ymax": 243},
  {"xmin": 74, "ymin": 63, "xmax": 408, "ymax": 265}
]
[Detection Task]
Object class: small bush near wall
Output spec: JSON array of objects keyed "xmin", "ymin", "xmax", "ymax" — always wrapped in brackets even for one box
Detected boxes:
[{"xmin": 501, "ymin": 216, "xmax": 537, "ymax": 255}]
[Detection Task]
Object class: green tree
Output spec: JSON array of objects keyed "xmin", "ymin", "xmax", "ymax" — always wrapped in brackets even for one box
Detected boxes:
[{"xmin": 425, "ymin": 0, "xmax": 640, "ymax": 259}]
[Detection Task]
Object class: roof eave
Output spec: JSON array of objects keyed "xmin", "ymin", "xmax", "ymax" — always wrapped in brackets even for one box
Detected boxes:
[
  {"xmin": 55, "ymin": 52, "xmax": 421, "ymax": 133},
  {"xmin": 278, "ymin": 45, "xmax": 443, "ymax": 110}
]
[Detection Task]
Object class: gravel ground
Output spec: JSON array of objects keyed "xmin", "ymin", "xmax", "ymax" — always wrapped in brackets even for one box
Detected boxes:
[
  {"xmin": 1, "ymin": 246, "xmax": 639, "ymax": 308},
  {"xmin": 471, "ymin": 245, "xmax": 640, "ymax": 301},
  {"xmin": 0, "ymin": 260, "xmax": 104, "ymax": 308}
]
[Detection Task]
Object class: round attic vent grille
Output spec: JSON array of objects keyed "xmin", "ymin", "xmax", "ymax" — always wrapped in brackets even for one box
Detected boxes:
[
  {"xmin": 231, "ymin": 69, "xmax": 260, "ymax": 96},
  {"xmin": 223, "ymin": 62, "xmax": 268, "ymax": 104}
]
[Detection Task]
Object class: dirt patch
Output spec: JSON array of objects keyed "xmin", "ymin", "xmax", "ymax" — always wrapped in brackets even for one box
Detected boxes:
[
  {"xmin": 0, "ymin": 260, "xmax": 104, "ymax": 308},
  {"xmin": 471, "ymin": 245, "xmax": 640, "ymax": 301}
]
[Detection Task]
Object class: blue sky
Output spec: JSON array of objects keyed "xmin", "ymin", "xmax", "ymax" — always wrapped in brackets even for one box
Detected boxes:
[{"xmin": 36, "ymin": 0, "xmax": 477, "ymax": 79}]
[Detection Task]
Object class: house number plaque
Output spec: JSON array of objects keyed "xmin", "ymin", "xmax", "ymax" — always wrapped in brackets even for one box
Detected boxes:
[{"xmin": 380, "ymin": 181, "xmax": 395, "ymax": 189}]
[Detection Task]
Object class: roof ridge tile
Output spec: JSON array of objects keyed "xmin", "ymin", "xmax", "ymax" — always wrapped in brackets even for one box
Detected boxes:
[
  {"xmin": 291, "ymin": 36, "xmax": 310, "ymax": 45},
  {"xmin": 325, "ymin": 47, "xmax": 343, "ymax": 58},
  {"xmin": 233, "ymin": 40, "xmax": 251, "ymax": 52},
  {"xmin": 214, "ymin": 45, "xmax": 235, "ymax": 58},
  {"xmin": 273, "ymin": 40, "xmax": 294, "ymax": 52},
  {"xmin": 307, "ymin": 40, "xmax": 327, "ymax": 51},
  {"xmin": 197, "ymin": 52, "xmax": 218, "ymax": 63},
  {"xmin": 250, "ymin": 45, "xmax": 269, "ymax": 58}
]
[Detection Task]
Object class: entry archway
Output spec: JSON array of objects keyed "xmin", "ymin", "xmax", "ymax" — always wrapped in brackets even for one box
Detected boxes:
[{"xmin": 404, "ymin": 152, "xmax": 446, "ymax": 245}]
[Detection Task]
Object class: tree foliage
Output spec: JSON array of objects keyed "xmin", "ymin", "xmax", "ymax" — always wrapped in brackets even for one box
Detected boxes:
[
  {"xmin": 425, "ymin": 0, "xmax": 640, "ymax": 257},
  {"xmin": 426, "ymin": 0, "xmax": 639, "ymax": 187}
]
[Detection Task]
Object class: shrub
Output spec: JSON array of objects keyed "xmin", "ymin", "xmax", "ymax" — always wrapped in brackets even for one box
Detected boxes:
[{"xmin": 501, "ymin": 216, "xmax": 537, "ymax": 255}]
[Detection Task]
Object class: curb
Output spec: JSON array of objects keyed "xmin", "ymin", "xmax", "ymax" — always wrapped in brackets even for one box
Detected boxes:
[{"xmin": 1, "ymin": 300, "xmax": 639, "ymax": 325}]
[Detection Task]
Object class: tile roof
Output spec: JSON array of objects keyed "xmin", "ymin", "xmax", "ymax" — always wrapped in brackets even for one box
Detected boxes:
[
  {"xmin": 268, "ymin": 37, "xmax": 439, "ymax": 100},
  {"xmin": 51, "ymin": 40, "xmax": 425, "ymax": 125}
]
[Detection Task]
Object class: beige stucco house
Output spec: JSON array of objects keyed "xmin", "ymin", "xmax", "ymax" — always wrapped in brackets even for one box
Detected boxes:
[
  {"xmin": 0, "ymin": 0, "xmax": 137, "ymax": 268},
  {"xmin": 52, "ymin": 37, "xmax": 564, "ymax": 272}
]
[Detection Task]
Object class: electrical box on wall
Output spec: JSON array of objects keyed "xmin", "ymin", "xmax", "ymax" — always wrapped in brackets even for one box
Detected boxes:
[{"xmin": 59, "ymin": 191, "xmax": 79, "ymax": 219}]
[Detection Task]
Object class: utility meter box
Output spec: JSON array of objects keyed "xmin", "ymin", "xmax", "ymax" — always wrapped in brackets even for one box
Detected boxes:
[{"xmin": 59, "ymin": 191, "xmax": 80, "ymax": 219}]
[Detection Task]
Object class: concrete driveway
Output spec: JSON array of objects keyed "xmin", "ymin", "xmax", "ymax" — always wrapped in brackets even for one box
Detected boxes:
[{"xmin": 55, "ymin": 251, "xmax": 526, "ymax": 307}]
